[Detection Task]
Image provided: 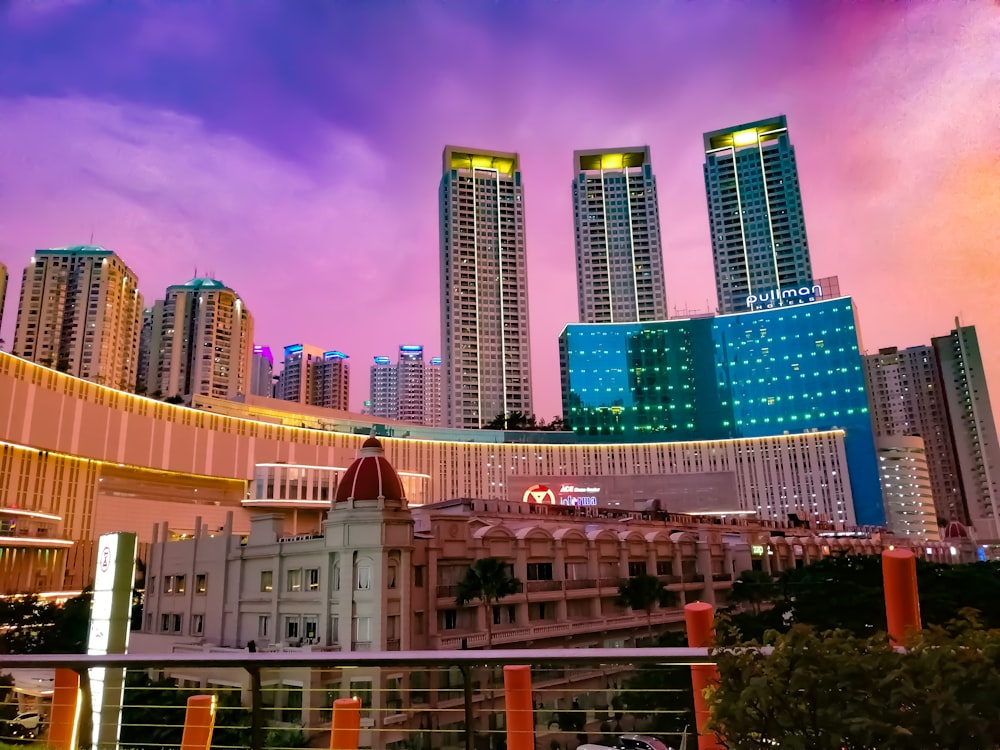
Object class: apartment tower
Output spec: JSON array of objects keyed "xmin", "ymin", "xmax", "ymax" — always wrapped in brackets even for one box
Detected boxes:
[
  {"xmin": 703, "ymin": 116, "xmax": 814, "ymax": 314},
  {"xmin": 251, "ymin": 346, "xmax": 275, "ymax": 397},
  {"xmin": 863, "ymin": 346, "xmax": 964, "ymax": 525},
  {"xmin": 440, "ymin": 147, "xmax": 532, "ymax": 428},
  {"xmin": 573, "ymin": 147, "xmax": 667, "ymax": 323},
  {"xmin": 276, "ymin": 344, "xmax": 350, "ymax": 411},
  {"xmin": 933, "ymin": 324, "xmax": 1000, "ymax": 539},
  {"xmin": 368, "ymin": 347, "xmax": 444, "ymax": 427},
  {"xmin": 148, "ymin": 278, "xmax": 254, "ymax": 401},
  {"xmin": 12, "ymin": 246, "xmax": 143, "ymax": 390}
]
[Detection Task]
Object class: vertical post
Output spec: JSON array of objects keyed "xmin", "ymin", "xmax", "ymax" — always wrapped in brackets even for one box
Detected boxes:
[
  {"xmin": 883, "ymin": 548, "xmax": 921, "ymax": 645},
  {"xmin": 330, "ymin": 697, "xmax": 361, "ymax": 750},
  {"xmin": 685, "ymin": 601, "xmax": 722, "ymax": 750},
  {"xmin": 180, "ymin": 694, "xmax": 217, "ymax": 750},
  {"xmin": 47, "ymin": 668, "xmax": 81, "ymax": 750},
  {"xmin": 503, "ymin": 665, "xmax": 534, "ymax": 750}
]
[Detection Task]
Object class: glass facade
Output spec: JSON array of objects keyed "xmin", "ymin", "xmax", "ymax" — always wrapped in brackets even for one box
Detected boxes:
[{"xmin": 559, "ymin": 297, "xmax": 884, "ymax": 526}]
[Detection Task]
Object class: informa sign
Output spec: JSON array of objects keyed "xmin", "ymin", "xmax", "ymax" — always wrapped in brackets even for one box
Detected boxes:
[{"xmin": 87, "ymin": 532, "xmax": 137, "ymax": 750}]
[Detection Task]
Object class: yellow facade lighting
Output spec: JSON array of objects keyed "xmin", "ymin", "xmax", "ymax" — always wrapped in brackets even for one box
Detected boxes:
[{"xmin": 732, "ymin": 129, "xmax": 760, "ymax": 147}]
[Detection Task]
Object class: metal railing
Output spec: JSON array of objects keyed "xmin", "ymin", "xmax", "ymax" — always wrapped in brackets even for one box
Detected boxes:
[{"xmin": 1, "ymin": 649, "xmax": 708, "ymax": 750}]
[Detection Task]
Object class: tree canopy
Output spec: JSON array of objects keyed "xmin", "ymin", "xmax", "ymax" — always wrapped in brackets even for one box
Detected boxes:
[
  {"xmin": 617, "ymin": 572, "xmax": 676, "ymax": 638},
  {"xmin": 455, "ymin": 557, "xmax": 521, "ymax": 646},
  {"xmin": 710, "ymin": 616, "xmax": 1000, "ymax": 749},
  {"xmin": 0, "ymin": 591, "xmax": 91, "ymax": 654},
  {"xmin": 483, "ymin": 412, "xmax": 568, "ymax": 431}
]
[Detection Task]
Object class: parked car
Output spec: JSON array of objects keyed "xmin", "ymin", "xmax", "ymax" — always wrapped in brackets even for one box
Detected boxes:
[
  {"xmin": 4, "ymin": 711, "xmax": 42, "ymax": 740},
  {"xmin": 619, "ymin": 735, "xmax": 670, "ymax": 750}
]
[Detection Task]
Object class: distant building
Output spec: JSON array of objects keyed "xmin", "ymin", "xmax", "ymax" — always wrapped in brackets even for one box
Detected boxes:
[
  {"xmin": 12, "ymin": 245, "xmax": 143, "ymax": 390},
  {"xmin": 703, "ymin": 116, "xmax": 814, "ymax": 314},
  {"xmin": 933, "ymin": 324, "xmax": 1000, "ymax": 539},
  {"xmin": 573, "ymin": 147, "xmax": 667, "ymax": 323},
  {"xmin": 276, "ymin": 344, "xmax": 350, "ymax": 411},
  {"xmin": 863, "ymin": 345, "xmax": 964, "ymax": 525},
  {"xmin": 440, "ymin": 146, "xmax": 533, "ymax": 427},
  {"xmin": 368, "ymin": 347, "xmax": 443, "ymax": 426},
  {"xmin": 875, "ymin": 436, "xmax": 939, "ymax": 541},
  {"xmin": 148, "ymin": 278, "xmax": 254, "ymax": 401},
  {"xmin": 251, "ymin": 346, "xmax": 274, "ymax": 398},
  {"xmin": 369, "ymin": 355, "xmax": 397, "ymax": 419}
]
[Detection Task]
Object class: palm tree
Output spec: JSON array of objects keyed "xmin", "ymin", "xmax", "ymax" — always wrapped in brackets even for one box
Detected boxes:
[
  {"xmin": 455, "ymin": 557, "xmax": 521, "ymax": 647},
  {"xmin": 617, "ymin": 572, "xmax": 677, "ymax": 639},
  {"xmin": 455, "ymin": 558, "xmax": 521, "ymax": 750},
  {"xmin": 728, "ymin": 569, "xmax": 778, "ymax": 615}
]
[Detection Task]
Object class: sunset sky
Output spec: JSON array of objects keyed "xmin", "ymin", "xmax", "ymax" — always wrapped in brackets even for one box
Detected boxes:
[{"xmin": 1, "ymin": 1, "xmax": 998, "ymax": 416}]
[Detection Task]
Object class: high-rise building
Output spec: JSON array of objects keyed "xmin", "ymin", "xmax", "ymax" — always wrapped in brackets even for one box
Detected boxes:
[
  {"xmin": 276, "ymin": 344, "xmax": 350, "ymax": 411},
  {"xmin": 863, "ymin": 346, "xmax": 964, "ymax": 524},
  {"xmin": 572, "ymin": 147, "xmax": 667, "ymax": 323},
  {"xmin": 12, "ymin": 246, "xmax": 143, "ymax": 390},
  {"xmin": 369, "ymin": 356, "xmax": 397, "ymax": 419},
  {"xmin": 0, "ymin": 262, "xmax": 8, "ymax": 344},
  {"xmin": 933, "ymin": 324, "xmax": 1000, "ymax": 539},
  {"xmin": 148, "ymin": 278, "xmax": 253, "ymax": 401},
  {"xmin": 311, "ymin": 351, "xmax": 350, "ymax": 411},
  {"xmin": 703, "ymin": 115, "xmax": 814, "ymax": 314},
  {"xmin": 425, "ymin": 357, "xmax": 443, "ymax": 428},
  {"xmin": 251, "ymin": 346, "xmax": 274, "ymax": 398},
  {"xmin": 875, "ymin": 436, "xmax": 939, "ymax": 541},
  {"xmin": 135, "ymin": 306, "xmax": 155, "ymax": 394},
  {"xmin": 367, "ymin": 347, "xmax": 443, "ymax": 427},
  {"xmin": 440, "ymin": 146, "xmax": 533, "ymax": 428}
]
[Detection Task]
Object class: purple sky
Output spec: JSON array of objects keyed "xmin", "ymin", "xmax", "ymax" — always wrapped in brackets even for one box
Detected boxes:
[{"xmin": 1, "ymin": 1, "xmax": 998, "ymax": 417}]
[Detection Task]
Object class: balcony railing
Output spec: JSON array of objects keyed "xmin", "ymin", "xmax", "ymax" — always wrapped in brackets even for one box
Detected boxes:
[
  {"xmin": 525, "ymin": 579, "xmax": 563, "ymax": 592},
  {"xmin": 2, "ymin": 648, "xmax": 710, "ymax": 750}
]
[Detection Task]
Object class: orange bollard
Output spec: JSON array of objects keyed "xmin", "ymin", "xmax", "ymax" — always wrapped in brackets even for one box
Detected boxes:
[
  {"xmin": 47, "ymin": 669, "xmax": 81, "ymax": 750},
  {"xmin": 685, "ymin": 601, "xmax": 722, "ymax": 750},
  {"xmin": 503, "ymin": 665, "xmax": 534, "ymax": 750},
  {"xmin": 883, "ymin": 548, "xmax": 921, "ymax": 645},
  {"xmin": 180, "ymin": 694, "xmax": 217, "ymax": 750},
  {"xmin": 330, "ymin": 697, "xmax": 361, "ymax": 750}
]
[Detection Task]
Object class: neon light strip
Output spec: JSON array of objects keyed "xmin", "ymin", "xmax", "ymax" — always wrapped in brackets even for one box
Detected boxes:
[
  {"xmin": 0, "ymin": 507, "xmax": 62, "ymax": 521},
  {"xmin": 470, "ymin": 169, "xmax": 484, "ymax": 427},
  {"xmin": 494, "ymin": 170, "xmax": 509, "ymax": 426},
  {"xmin": 757, "ymin": 129, "xmax": 783, "ymax": 304},
  {"xmin": 255, "ymin": 462, "xmax": 430, "ymax": 479},
  {"xmin": 0, "ymin": 536, "xmax": 73, "ymax": 547},
  {"xmin": 622, "ymin": 164, "xmax": 641, "ymax": 321},
  {"xmin": 600, "ymin": 165, "xmax": 614, "ymax": 323},
  {"xmin": 728, "ymin": 147, "xmax": 753, "ymax": 302}
]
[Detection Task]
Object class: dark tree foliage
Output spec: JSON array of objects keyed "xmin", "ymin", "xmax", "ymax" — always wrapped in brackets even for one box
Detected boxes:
[
  {"xmin": 615, "ymin": 632, "xmax": 696, "ymax": 740},
  {"xmin": 727, "ymin": 569, "xmax": 779, "ymax": 616},
  {"xmin": 455, "ymin": 557, "xmax": 521, "ymax": 647},
  {"xmin": 616, "ymin": 573, "xmax": 677, "ymax": 638},
  {"xmin": 774, "ymin": 556, "xmax": 1000, "ymax": 636},
  {"xmin": 710, "ymin": 616, "xmax": 1000, "ymax": 749},
  {"xmin": 484, "ymin": 412, "xmax": 569, "ymax": 431},
  {"xmin": 0, "ymin": 591, "xmax": 91, "ymax": 654},
  {"xmin": 119, "ymin": 672, "xmax": 254, "ymax": 750}
]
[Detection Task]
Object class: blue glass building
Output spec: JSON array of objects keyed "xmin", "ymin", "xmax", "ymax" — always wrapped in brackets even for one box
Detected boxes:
[{"xmin": 559, "ymin": 297, "xmax": 884, "ymax": 525}]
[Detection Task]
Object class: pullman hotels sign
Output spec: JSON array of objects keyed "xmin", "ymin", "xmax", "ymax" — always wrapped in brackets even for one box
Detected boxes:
[{"xmin": 746, "ymin": 284, "xmax": 822, "ymax": 310}]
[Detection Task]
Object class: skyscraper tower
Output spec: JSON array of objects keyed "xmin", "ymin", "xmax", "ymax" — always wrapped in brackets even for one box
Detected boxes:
[
  {"xmin": 933, "ymin": 324, "xmax": 1000, "ymax": 539},
  {"xmin": 150, "ymin": 278, "xmax": 254, "ymax": 401},
  {"xmin": 367, "ymin": 347, "xmax": 443, "ymax": 427},
  {"xmin": 251, "ymin": 345, "xmax": 274, "ymax": 397},
  {"xmin": 863, "ymin": 345, "xmax": 965, "ymax": 524},
  {"xmin": 440, "ymin": 146, "xmax": 533, "ymax": 428},
  {"xmin": 703, "ymin": 115, "xmax": 814, "ymax": 314},
  {"xmin": 276, "ymin": 344, "xmax": 350, "ymax": 411},
  {"xmin": 572, "ymin": 147, "xmax": 667, "ymax": 323},
  {"xmin": 12, "ymin": 246, "xmax": 143, "ymax": 390},
  {"xmin": 369, "ymin": 356, "xmax": 397, "ymax": 419}
]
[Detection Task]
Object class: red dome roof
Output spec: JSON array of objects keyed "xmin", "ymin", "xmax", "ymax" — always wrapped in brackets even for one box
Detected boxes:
[{"xmin": 334, "ymin": 437, "xmax": 406, "ymax": 503}]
